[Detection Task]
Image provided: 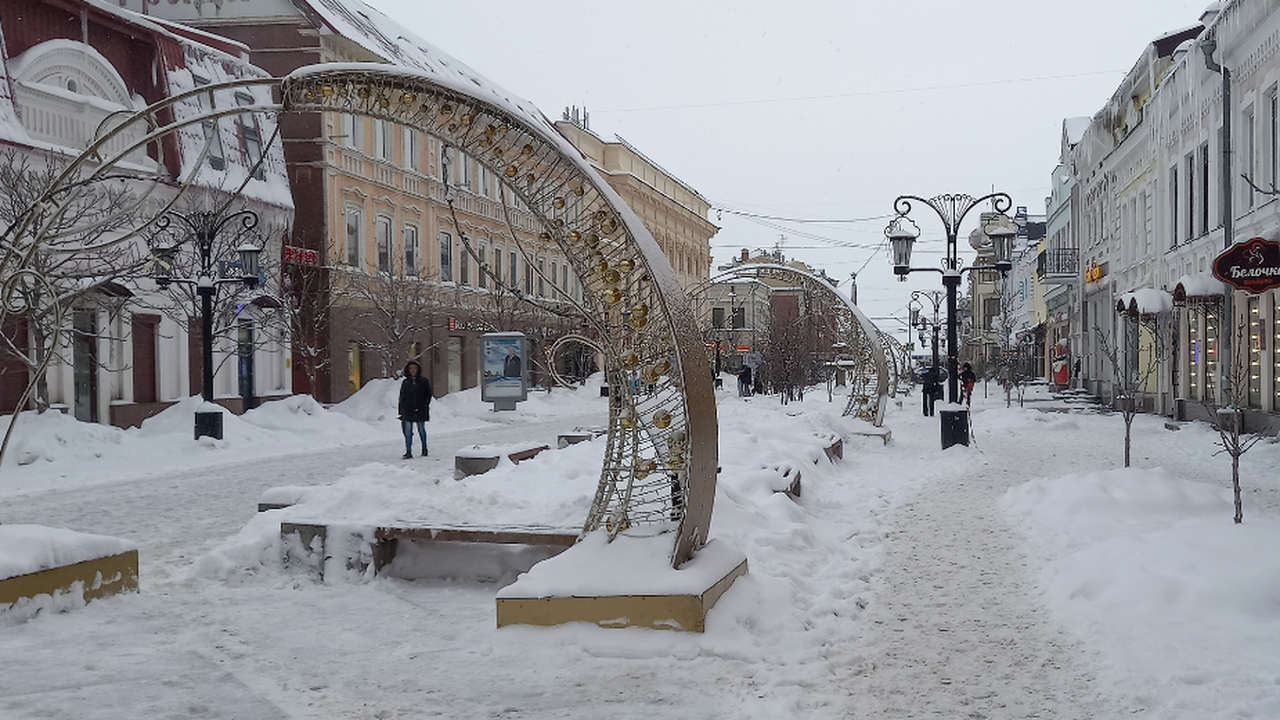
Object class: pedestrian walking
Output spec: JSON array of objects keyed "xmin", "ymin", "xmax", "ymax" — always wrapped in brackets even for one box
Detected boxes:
[
  {"xmin": 921, "ymin": 366, "xmax": 939, "ymax": 417},
  {"xmin": 737, "ymin": 365, "xmax": 753, "ymax": 397},
  {"xmin": 960, "ymin": 362, "xmax": 977, "ymax": 406},
  {"xmin": 398, "ymin": 360, "xmax": 432, "ymax": 459}
]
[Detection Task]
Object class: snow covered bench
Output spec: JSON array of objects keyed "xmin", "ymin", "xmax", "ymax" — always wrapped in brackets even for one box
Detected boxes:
[
  {"xmin": 280, "ymin": 521, "xmax": 579, "ymax": 582},
  {"xmin": 454, "ymin": 443, "xmax": 551, "ymax": 479},
  {"xmin": 0, "ymin": 525, "xmax": 138, "ymax": 621}
]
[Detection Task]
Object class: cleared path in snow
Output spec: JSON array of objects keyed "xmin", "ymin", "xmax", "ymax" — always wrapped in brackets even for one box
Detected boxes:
[{"xmin": 837, "ymin": 399, "xmax": 1132, "ymax": 718}]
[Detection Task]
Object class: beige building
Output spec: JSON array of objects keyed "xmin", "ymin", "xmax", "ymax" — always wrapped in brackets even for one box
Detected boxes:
[
  {"xmin": 122, "ymin": 0, "xmax": 715, "ymax": 399},
  {"xmin": 555, "ymin": 113, "xmax": 717, "ymax": 289}
]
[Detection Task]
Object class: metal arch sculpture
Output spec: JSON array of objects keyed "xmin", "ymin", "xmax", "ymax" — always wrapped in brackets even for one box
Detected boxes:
[
  {"xmin": 21, "ymin": 64, "xmax": 718, "ymax": 567},
  {"xmin": 702, "ymin": 263, "xmax": 890, "ymax": 426},
  {"xmin": 546, "ymin": 333, "xmax": 604, "ymax": 389},
  {"xmin": 878, "ymin": 330, "xmax": 911, "ymax": 398}
]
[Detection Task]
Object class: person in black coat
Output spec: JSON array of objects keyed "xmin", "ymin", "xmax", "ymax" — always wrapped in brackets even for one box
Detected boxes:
[
  {"xmin": 398, "ymin": 360, "xmax": 432, "ymax": 459},
  {"xmin": 960, "ymin": 362, "xmax": 977, "ymax": 406},
  {"xmin": 921, "ymin": 366, "xmax": 939, "ymax": 417}
]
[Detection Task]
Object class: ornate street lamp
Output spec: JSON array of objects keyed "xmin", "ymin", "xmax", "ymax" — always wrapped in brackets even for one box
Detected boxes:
[
  {"xmin": 886, "ymin": 192, "xmax": 1014, "ymax": 448},
  {"xmin": 149, "ymin": 208, "xmax": 262, "ymax": 440}
]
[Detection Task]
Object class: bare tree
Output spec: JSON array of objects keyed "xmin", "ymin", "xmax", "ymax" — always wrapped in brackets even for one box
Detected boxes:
[
  {"xmin": 1203, "ymin": 322, "xmax": 1269, "ymax": 524},
  {"xmin": 281, "ymin": 262, "xmax": 332, "ymax": 396},
  {"xmin": 1094, "ymin": 311, "xmax": 1165, "ymax": 468},
  {"xmin": 336, "ymin": 269, "xmax": 439, "ymax": 379},
  {"xmin": 0, "ymin": 149, "xmax": 144, "ymax": 412}
]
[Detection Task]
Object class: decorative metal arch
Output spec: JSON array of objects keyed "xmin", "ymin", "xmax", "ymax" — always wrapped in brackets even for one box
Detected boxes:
[
  {"xmin": 546, "ymin": 333, "xmax": 604, "ymax": 389},
  {"xmin": 878, "ymin": 330, "xmax": 911, "ymax": 398},
  {"xmin": 700, "ymin": 263, "xmax": 889, "ymax": 426},
  {"xmin": 4, "ymin": 64, "xmax": 718, "ymax": 567}
]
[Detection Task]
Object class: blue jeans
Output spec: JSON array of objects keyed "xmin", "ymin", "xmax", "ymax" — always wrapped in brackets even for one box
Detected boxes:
[{"xmin": 401, "ymin": 420, "xmax": 427, "ymax": 455}]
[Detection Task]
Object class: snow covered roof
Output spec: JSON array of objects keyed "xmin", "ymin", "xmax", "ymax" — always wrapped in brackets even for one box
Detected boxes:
[
  {"xmin": 1170, "ymin": 272, "xmax": 1223, "ymax": 299},
  {"xmin": 1118, "ymin": 287, "xmax": 1173, "ymax": 315},
  {"xmin": 1063, "ymin": 117, "xmax": 1091, "ymax": 146}
]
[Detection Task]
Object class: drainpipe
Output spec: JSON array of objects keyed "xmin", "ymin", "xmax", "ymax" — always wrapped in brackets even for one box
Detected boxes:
[{"xmin": 1202, "ymin": 34, "xmax": 1233, "ymax": 403}]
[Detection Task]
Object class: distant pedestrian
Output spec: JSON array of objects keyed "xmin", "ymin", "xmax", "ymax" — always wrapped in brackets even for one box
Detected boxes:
[
  {"xmin": 738, "ymin": 365, "xmax": 753, "ymax": 397},
  {"xmin": 922, "ymin": 367, "xmax": 939, "ymax": 417},
  {"xmin": 398, "ymin": 360, "xmax": 432, "ymax": 459},
  {"xmin": 960, "ymin": 362, "xmax": 977, "ymax": 406}
]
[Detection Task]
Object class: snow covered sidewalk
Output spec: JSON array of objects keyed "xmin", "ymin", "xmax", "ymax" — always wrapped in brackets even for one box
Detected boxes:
[{"xmin": 846, "ymin": 465, "xmax": 1117, "ymax": 718}]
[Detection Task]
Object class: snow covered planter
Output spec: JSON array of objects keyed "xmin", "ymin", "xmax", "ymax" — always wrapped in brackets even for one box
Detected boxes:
[{"xmin": 0, "ymin": 525, "xmax": 138, "ymax": 623}]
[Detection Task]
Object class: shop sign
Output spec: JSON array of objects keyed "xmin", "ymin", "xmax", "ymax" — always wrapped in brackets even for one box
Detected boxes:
[
  {"xmin": 283, "ymin": 245, "xmax": 319, "ymax": 266},
  {"xmin": 1213, "ymin": 237, "xmax": 1280, "ymax": 293},
  {"xmin": 1085, "ymin": 260, "xmax": 1106, "ymax": 283}
]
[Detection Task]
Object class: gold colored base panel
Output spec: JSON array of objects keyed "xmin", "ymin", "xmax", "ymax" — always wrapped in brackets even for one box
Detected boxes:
[
  {"xmin": 496, "ymin": 557, "xmax": 747, "ymax": 633},
  {"xmin": 0, "ymin": 550, "xmax": 139, "ymax": 608}
]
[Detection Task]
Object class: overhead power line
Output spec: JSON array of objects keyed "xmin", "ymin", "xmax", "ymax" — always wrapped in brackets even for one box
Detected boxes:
[{"xmin": 594, "ymin": 70, "xmax": 1124, "ymax": 114}]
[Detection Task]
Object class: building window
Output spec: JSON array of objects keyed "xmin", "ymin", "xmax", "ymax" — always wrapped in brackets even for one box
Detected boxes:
[
  {"xmin": 1185, "ymin": 154, "xmax": 1195, "ymax": 241},
  {"xmin": 458, "ymin": 152, "xmax": 472, "ymax": 192},
  {"xmin": 460, "ymin": 245, "xmax": 470, "ymax": 286},
  {"xmin": 441, "ymin": 145, "xmax": 453, "ymax": 184},
  {"xmin": 235, "ymin": 92, "xmax": 265, "ymax": 180},
  {"xmin": 404, "ymin": 127, "xmax": 419, "ymax": 171},
  {"xmin": 479, "ymin": 164, "xmax": 491, "ymax": 197},
  {"xmin": 509, "ymin": 250, "xmax": 518, "ymax": 291},
  {"xmin": 440, "ymin": 232, "xmax": 453, "ymax": 283},
  {"xmin": 731, "ymin": 306, "xmax": 745, "ymax": 329},
  {"xmin": 1246, "ymin": 107, "xmax": 1257, "ymax": 210},
  {"xmin": 345, "ymin": 205, "xmax": 362, "ymax": 267},
  {"xmin": 1273, "ymin": 295, "xmax": 1280, "ymax": 410},
  {"xmin": 1199, "ymin": 141, "xmax": 1210, "ymax": 235},
  {"xmin": 404, "ymin": 224, "xmax": 419, "ymax": 276},
  {"xmin": 537, "ymin": 258, "xmax": 546, "ymax": 297},
  {"xmin": 343, "ymin": 114, "xmax": 361, "ymax": 151},
  {"xmin": 561, "ymin": 262, "xmax": 570, "ymax": 292},
  {"xmin": 478, "ymin": 244, "xmax": 488, "ymax": 289},
  {"xmin": 375, "ymin": 120, "xmax": 393, "ymax": 161},
  {"xmin": 192, "ymin": 75, "xmax": 225, "ymax": 171},
  {"xmin": 493, "ymin": 246, "xmax": 503, "ymax": 284},
  {"xmin": 524, "ymin": 258, "xmax": 533, "ymax": 296},
  {"xmin": 1248, "ymin": 296, "xmax": 1262, "ymax": 407},
  {"xmin": 1170, "ymin": 166, "xmax": 1179, "ymax": 248},
  {"xmin": 375, "ymin": 215, "xmax": 392, "ymax": 273},
  {"xmin": 1271, "ymin": 89, "xmax": 1280, "ymax": 190}
]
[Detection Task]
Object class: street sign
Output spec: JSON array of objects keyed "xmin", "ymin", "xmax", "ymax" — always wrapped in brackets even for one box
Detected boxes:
[
  {"xmin": 1213, "ymin": 237, "xmax": 1280, "ymax": 294},
  {"xmin": 283, "ymin": 245, "xmax": 320, "ymax": 266}
]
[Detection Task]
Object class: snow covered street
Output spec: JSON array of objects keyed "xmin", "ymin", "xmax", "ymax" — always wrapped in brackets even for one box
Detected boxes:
[{"xmin": 2, "ymin": 379, "xmax": 1279, "ymax": 718}]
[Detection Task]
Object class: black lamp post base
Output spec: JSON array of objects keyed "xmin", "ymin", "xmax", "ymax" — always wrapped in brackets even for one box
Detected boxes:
[
  {"xmin": 195, "ymin": 410, "xmax": 224, "ymax": 440},
  {"xmin": 940, "ymin": 409, "xmax": 969, "ymax": 449}
]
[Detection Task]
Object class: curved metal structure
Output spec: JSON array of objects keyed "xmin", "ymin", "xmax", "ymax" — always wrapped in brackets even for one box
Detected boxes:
[
  {"xmin": 8, "ymin": 64, "xmax": 717, "ymax": 567},
  {"xmin": 878, "ymin": 330, "xmax": 911, "ymax": 397},
  {"xmin": 702, "ymin": 263, "xmax": 889, "ymax": 426},
  {"xmin": 546, "ymin": 333, "xmax": 604, "ymax": 389}
]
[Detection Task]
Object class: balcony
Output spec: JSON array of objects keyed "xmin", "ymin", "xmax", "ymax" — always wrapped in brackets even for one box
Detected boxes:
[{"xmin": 1037, "ymin": 248, "xmax": 1078, "ymax": 280}]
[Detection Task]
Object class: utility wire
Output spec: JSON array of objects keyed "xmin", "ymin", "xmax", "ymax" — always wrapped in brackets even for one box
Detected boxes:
[{"xmin": 594, "ymin": 70, "xmax": 1124, "ymax": 114}]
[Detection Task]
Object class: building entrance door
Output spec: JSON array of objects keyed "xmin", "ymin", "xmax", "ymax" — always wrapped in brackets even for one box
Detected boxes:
[{"xmin": 72, "ymin": 310, "xmax": 97, "ymax": 422}]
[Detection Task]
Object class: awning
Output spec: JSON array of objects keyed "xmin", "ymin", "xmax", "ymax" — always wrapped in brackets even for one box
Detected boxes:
[
  {"xmin": 1169, "ymin": 272, "xmax": 1223, "ymax": 306},
  {"xmin": 1116, "ymin": 287, "xmax": 1173, "ymax": 317}
]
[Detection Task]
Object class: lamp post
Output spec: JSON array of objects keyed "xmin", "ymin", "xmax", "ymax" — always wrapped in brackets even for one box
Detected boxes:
[
  {"xmin": 150, "ymin": 208, "xmax": 263, "ymax": 440},
  {"xmin": 886, "ymin": 193, "xmax": 1017, "ymax": 448}
]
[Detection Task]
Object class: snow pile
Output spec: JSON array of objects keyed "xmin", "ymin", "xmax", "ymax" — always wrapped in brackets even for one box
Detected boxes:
[{"xmin": 1003, "ymin": 467, "xmax": 1280, "ymax": 716}]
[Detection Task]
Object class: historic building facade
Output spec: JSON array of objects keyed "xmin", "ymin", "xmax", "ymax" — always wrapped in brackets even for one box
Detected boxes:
[
  {"xmin": 1063, "ymin": 0, "xmax": 1280, "ymax": 432},
  {"xmin": 0, "ymin": 0, "xmax": 292, "ymax": 426},
  {"xmin": 121, "ymin": 0, "xmax": 716, "ymax": 402}
]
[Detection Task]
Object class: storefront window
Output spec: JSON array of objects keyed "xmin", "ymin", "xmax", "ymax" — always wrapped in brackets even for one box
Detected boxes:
[
  {"xmin": 1206, "ymin": 306, "xmax": 1219, "ymax": 401},
  {"xmin": 1248, "ymin": 296, "xmax": 1261, "ymax": 408},
  {"xmin": 1273, "ymin": 294, "xmax": 1280, "ymax": 410},
  {"xmin": 1189, "ymin": 310, "xmax": 1201, "ymax": 400}
]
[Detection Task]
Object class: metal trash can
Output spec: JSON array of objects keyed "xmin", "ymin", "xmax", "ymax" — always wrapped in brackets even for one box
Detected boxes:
[
  {"xmin": 194, "ymin": 410, "xmax": 224, "ymax": 440},
  {"xmin": 940, "ymin": 409, "xmax": 969, "ymax": 449}
]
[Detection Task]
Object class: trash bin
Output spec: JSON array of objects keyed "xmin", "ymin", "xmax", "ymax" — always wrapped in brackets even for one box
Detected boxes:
[
  {"xmin": 940, "ymin": 409, "xmax": 969, "ymax": 449},
  {"xmin": 194, "ymin": 410, "xmax": 224, "ymax": 440}
]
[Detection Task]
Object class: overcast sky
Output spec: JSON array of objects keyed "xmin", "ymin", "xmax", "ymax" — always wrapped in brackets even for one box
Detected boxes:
[{"xmin": 362, "ymin": 0, "xmax": 1206, "ymax": 327}]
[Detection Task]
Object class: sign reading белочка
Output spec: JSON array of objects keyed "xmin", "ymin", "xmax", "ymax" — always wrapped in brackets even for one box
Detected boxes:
[{"xmin": 1213, "ymin": 237, "xmax": 1280, "ymax": 294}]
